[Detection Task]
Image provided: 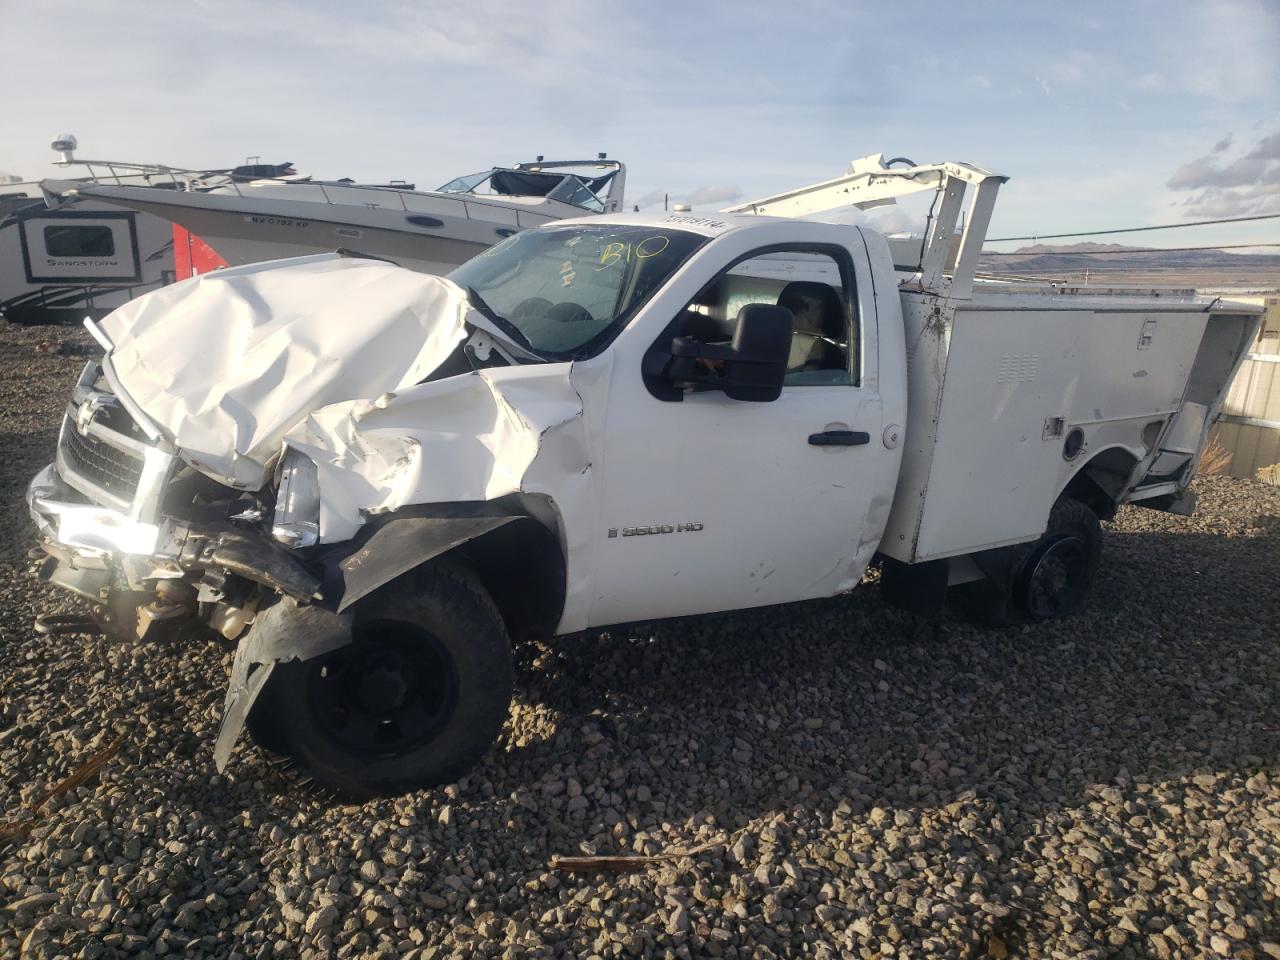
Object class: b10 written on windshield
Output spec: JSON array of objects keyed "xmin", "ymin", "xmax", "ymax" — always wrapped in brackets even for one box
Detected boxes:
[{"xmin": 595, "ymin": 235, "xmax": 672, "ymax": 270}]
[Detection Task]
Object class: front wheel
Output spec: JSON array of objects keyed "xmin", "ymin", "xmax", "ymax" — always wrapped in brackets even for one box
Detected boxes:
[{"xmin": 249, "ymin": 562, "xmax": 513, "ymax": 798}]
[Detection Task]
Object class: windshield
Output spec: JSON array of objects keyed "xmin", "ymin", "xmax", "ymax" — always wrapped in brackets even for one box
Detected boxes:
[
  {"xmin": 437, "ymin": 168, "xmax": 614, "ymax": 210},
  {"xmin": 448, "ymin": 224, "xmax": 707, "ymax": 358},
  {"xmin": 437, "ymin": 171, "xmax": 491, "ymax": 193},
  {"xmin": 547, "ymin": 176, "xmax": 606, "ymax": 212}
]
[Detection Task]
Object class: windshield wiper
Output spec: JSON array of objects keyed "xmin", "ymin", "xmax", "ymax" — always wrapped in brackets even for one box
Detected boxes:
[{"xmin": 464, "ymin": 287, "xmax": 543, "ymax": 362}]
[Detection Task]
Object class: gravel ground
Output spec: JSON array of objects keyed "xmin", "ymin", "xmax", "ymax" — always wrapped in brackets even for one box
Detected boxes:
[{"xmin": 1, "ymin": 320, "xmax": 1278, "ymax": 960}]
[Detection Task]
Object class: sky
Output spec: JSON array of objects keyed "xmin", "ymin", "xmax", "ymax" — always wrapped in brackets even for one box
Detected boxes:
[{"xmin": 2, "ymin": 0, "xmax": 1277, "ymax": 250}]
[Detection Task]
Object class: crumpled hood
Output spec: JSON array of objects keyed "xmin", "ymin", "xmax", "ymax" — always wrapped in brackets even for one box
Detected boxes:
[{"xmin": 100, "ymin": 254, "xmax": 472, "ymax": 489}]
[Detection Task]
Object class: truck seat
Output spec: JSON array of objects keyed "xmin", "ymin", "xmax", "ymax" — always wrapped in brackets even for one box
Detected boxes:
[{"xmin": 777, "ymin": 281, "xmax": 845, "ymax": 372}]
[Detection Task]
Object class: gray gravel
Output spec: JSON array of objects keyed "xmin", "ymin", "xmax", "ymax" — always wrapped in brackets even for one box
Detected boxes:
[{"xmin": 1, "ymin": 319, "xmax": 1279, "ymax": 959}]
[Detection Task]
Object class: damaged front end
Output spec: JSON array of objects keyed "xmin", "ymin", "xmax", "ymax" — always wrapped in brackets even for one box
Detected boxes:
[
  {"xmin": 29, "ymin": 347, "xmax": 576, "ymax": 789},
  {"xmin": 28, "ymin": 360, "xmax": 348, "ymax": 767},
  {"xmin": 28, "ymin": 253, "xmax": 594, "ymax": 794}
]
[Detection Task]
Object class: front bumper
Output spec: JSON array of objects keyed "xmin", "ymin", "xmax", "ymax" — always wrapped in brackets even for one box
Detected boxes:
[
  {"xmin": 28, "ymin": 463, "xmax": 183, "ymax": 556},
  {"xmin": 27, "ymin": 463, "xmax": 186, "ymax": 600},
  {"xmin": 28, "ymin": 462, "xmax": 321, "ymax": 603},
  {"xmin": 30, "ymin": 461, "xmax": 338, "ymax": 770}
]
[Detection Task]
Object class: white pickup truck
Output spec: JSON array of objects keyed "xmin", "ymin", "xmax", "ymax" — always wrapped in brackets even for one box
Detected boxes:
[{"xmin": 27, "ymin": 156, "xmax": 1261, "ymax": 796}]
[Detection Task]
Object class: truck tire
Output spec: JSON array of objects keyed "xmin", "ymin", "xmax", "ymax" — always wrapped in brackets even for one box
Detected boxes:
[
  {"xmin": 249, "ymin": 561, "xmax": 513, "ymax": 798},
  {"xmin": 954, "ymin": 497, "xmax": 1102, "ymax": 625},
  {"xmin": 1012, "ymin": 497, "xmax": 1102, "ymax": 621}
]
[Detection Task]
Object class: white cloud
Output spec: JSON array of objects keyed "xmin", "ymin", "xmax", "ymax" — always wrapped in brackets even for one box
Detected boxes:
[
  {"xmin": 633, "ymin": 190, "xmax": 667, "ymax": 210},
  {"xmin": 1167, "ymin": 131, "xmax": 1280, "ymax": 216},
  {"xmin": 685, "ymin": 186, "xmax": 742, "ymax": 207},
  {"xmin": 865, "ymin": 208, "xmax": 925, "ymax": 236},
  {"xmin": 1046, "ymin": 50, "xmax": 1096, "ymax": 85},
  {"xmin": 630, "ymin": 185, "xmax": 742, "ymax": 211},
  {"xmin": 183, "ymin": 0, "xmax": 611, "ymax": 75},
  {"xmin": 1171, "ymin": 0, "xmax": 1279, "ymax": 98}
]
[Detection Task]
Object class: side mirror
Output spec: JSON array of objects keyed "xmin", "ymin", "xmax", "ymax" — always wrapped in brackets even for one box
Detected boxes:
[{"xmin": 664, "ymin": 304, "xmax": 793, "ymax": 402}]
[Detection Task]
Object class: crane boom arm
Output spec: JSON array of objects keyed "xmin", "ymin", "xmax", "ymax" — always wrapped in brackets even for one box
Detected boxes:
[{"xmin": 724, "ymin": 153, "xmax": 1008, "ymax": 298}]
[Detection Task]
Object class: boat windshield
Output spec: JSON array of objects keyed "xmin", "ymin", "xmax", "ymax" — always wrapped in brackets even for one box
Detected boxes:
[
  {"xmin": 448, "ymin": 224, "xmax": 707, "ymax": 359},
  {"xmin": 437, "ymin": 167, "xmax": 615, "ymax": 211},
  {"xmin": 546, "ymin": 176, "xmax": 608, "ymax": 212},
  {"xmin": 437, "ymin": 171, "xmax": 492, "ymax": 194}
]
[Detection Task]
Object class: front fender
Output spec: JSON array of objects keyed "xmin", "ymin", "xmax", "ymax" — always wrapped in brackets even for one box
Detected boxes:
[
  {"xmin": 213, "ymin": 601, "xmax": 353, "ymax": 771},
  {"xmin": 321, "ymin": 514, "xmax": 521, "ymax": 613}
]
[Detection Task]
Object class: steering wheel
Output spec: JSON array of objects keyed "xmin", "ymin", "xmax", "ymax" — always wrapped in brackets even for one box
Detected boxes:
[
  {"xmin": 546, "ymin": 301, "xmax": 593, "ymax": 324},
  {"xmin": 510, "ymin": 297, "xmax": 553, "ymax": 322}
]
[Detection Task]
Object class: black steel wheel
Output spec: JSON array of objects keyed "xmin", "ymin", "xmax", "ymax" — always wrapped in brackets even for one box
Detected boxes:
[
  {"xmin": 249, "ymin": 561, "xmax": 513, "ymax": 798},
  {"xmin": 305, "ymin": 621, "xmax": 458, "ymax": 757},
  {"xmin": 952, "ymin": 496, "xmax": 1102, "ymax": 626},
  {"xmin": 1011, "ymin": 498, "xmax": 1102, "ymax": 622},
  {"xmin": 1018, "ymin": 535, "xmax": 1090, "ymax": 620}
]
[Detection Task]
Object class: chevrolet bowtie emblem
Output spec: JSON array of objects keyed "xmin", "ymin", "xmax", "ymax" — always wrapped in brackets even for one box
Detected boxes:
[{"xmin": 75, "ymin": 395, "xmax": 116, "ymax": 436}]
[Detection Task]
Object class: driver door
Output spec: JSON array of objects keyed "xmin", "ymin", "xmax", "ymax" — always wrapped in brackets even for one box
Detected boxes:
[{"xmin": 588, "ymin": 244, "xmax": 889, "ymax": 627}]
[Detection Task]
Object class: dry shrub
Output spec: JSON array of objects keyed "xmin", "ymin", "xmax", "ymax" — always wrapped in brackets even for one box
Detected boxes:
[
  {"xmin": 1199, "ymin": 433, "xmax": 1233, "ymax": 476},
  {"xmin": 1257, "ymin": 462, "xmax": 1280, "ymax": 486}
]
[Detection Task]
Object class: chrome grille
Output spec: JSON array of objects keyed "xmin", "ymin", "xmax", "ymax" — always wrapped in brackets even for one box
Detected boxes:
[
  {"xmin": 58, "ymin": 414, "xmax": 144, "ymax": 503},
  {"xmin": 53, "ymin": 361, "xmax": 175, "ymax": 519}
]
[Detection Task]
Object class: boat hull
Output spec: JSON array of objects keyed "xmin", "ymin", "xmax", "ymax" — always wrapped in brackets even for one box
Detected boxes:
[{"xmin": 68, "ymin": 186, "xmax": 568, "ymax": 275}]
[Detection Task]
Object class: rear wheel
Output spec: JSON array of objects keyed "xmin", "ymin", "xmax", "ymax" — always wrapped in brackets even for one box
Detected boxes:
[
  {"xmin": 249, "ymin": 562, "xmax": 513, "ymax": 798},
  {"xmin": 954, "ymin": 497, "xmax": 1102, "ymax": 625},
  {"xmin": 1012, "ymin": 498, "xmax": 1101, "ymax": 621}
]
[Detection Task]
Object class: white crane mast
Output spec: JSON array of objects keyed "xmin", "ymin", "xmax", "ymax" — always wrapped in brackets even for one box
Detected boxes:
[{"xmin": 723, "ymin": 153, "xmax": 1008, "ymax": 298}]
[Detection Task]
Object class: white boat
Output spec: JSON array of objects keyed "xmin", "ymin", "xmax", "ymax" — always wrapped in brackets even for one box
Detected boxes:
[
  {"xmin": 2, "ymin": 136, "xmax": 299, "ymax": 324},
  {"xmin": 44, "ymin": 154, "xmax": 627, "ymax": 276}
]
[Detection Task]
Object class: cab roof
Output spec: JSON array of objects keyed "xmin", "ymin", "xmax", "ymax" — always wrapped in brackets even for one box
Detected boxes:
[{"xmin": 551, "ymin": 210, "xmax": 782, "ymax": 237}]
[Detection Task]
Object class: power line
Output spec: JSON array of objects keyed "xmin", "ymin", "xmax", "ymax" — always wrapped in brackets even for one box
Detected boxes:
[
  {"xmin": 987, "ymin": 212, "xmax": 1280, "ymax": 243},
  {"xmin": 981, "ymin": 242, "xmax": 1280, "ymax": 257}
]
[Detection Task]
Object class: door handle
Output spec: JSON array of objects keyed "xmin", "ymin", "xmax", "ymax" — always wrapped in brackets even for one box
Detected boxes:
[{"xmin": 808, "ymin": 430, "xmax": 871, "ymax": 446}]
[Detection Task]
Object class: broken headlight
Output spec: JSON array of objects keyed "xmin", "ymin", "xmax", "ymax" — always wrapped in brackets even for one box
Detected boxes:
[{"xmin": 271, "ymin": 448, "xmax": 320, "ymax": 548}]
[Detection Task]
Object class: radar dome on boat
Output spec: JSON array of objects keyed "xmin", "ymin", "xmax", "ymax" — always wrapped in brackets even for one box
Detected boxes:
[{"xmin": 51, "ymin": 134, "xmax": 78, "ymax": 164}]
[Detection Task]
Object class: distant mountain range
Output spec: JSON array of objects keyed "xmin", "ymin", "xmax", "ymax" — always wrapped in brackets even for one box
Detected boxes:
[{"xmin": 979, "ymin": 241, "xmax": 1280, "ymax": 276}]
